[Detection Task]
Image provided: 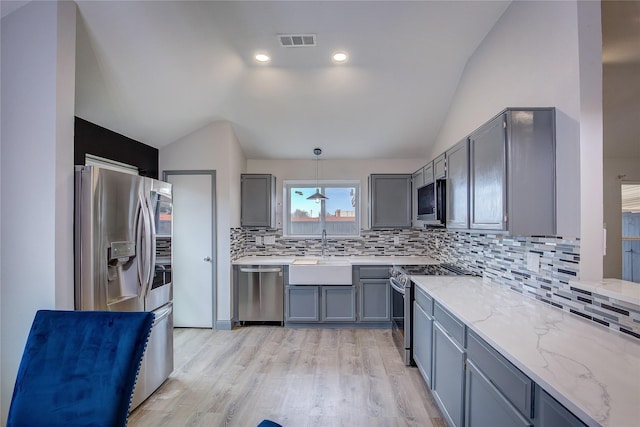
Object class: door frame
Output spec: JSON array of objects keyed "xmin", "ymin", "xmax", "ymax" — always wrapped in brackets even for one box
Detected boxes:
[{"xmin": 163, "ymin": 170, "xmax": 217, "ymax": 329}]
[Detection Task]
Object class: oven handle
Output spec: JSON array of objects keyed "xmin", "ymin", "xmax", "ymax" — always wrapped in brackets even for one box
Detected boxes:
[{"xmin": 389, "ymin": 277, "xmax": 406, "ymax": 295}]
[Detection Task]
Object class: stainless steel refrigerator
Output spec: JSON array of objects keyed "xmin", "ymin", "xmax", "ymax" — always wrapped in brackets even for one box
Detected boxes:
[{"xmin": 74, "ymin": 165, "xmax": 174, "ymax": 409}]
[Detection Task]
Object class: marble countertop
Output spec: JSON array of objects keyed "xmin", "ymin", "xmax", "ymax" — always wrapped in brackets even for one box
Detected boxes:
[
  {"xmin": 411, "ymin": 275, "xmax": 640, "ymax": 427},
  {"xmin": 232, "ymin": 255, "xmax": 439, "ymax": 266},
  {"xmin": 570, "ymin": 278, "xmax": 640, "ymax": 307}
]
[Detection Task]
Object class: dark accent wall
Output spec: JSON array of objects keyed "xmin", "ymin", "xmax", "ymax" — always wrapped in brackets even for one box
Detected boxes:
[{"xmin": 74, "ymin": 117, "xmax": 159, "ymax": 179}]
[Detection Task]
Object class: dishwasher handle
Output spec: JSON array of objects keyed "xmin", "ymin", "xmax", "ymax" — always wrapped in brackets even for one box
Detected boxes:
[{"xmin": 239, "ymin": 267, "xmax": 282, "ymax": 273}]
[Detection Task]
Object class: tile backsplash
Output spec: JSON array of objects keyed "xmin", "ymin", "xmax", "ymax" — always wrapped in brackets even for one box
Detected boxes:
[{"xmin": 230, "ymin": 227, "xmax": 640, "ymax": 340}]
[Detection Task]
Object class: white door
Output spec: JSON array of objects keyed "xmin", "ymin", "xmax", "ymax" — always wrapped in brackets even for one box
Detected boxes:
[{"xmin": 166, "ymin": 172, "xmax": 215, "ymax": 328}]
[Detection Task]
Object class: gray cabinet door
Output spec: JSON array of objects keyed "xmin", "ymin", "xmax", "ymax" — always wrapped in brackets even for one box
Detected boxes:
[
  {"xmin": 469, "ymin": 114, "xmax": 506, "ymax": 230},
  {"xmin": 432, "ymin": 321, "xmax": 466, "ymax": 427},
  {"xmin": 359, "ymin": 279, "xmax": 390, "ymax": 322},
  {"xmin": 423, "ymin": 162, "xmax": 434, "ymax": 185},
  {"xmin": 413, "ymin": 300, "xmax": 433, "ymax": 387},
  {"xmin": 369, "ymin": 174, "xmax": 412, "ymax": 228},
  {"xmin": 412, "ymin": 168, "xmax": 425, "ymax": 228},
  {"xmin": 322, "ymin": 286, "xmax": 356, "ymax": 322},
  {"xmin": 465, "ymin": 360, "xmax": 533, "ymax": 427},
  {"xmin": 506, "ymin": 109, "xmax": 556, "ymax": 236},
  {"xmin": 434, "ymin": 153, "xmax": 447, "ymax": 180},
  {"xmin": 535, "ymin": 386, "xmax": 587, "ymax": 427},
  {"xmin": 285, "ymin": 286, "xmax": 319, "ymax": 322},
  {"xmin": 241, "ymin": 174, "xmax": 275, "ymax": 228},
  {"xmin": 446, "ymin": 139, "xmax": 470, "ymax": 229}
]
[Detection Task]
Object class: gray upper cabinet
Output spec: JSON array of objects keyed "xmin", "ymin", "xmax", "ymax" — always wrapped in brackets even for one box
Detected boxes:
[
  {"xmin": 434, "ymin": 153, "xmax": 447, "ymax": 180},
  {"xmin": 469, "ymin": 108, "xmax": 556, "ymax": 235},
  {"xmin": 446, "ymin": 139, "xmax": 470, "ymax": 229},
  {"xmin": 369, "ymin": 174, "xmax": 412, "ymax": 228},
  {"xmin": 241, "ymin": 174, "xmax": 276, "ymax": 228},
  {"xmin": 423, "ymin": 162, "xmax": 434, "ymax": 185},
  {"xmin": 412, "ymin": 168, "xmax": 425, "ymax": 228},
  {"xmin": 469, "ymin": 115, "xmax": 506, "ymax": 230}
]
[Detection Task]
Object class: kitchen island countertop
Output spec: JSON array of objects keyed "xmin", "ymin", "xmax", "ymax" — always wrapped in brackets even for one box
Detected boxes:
[
  {"xmin": 232, "ymin": 255, "xmax": 439, "ymax": 266},
  {"xmin": 411, "ymin": 275, "xmax": 640, "ymax": 427}
]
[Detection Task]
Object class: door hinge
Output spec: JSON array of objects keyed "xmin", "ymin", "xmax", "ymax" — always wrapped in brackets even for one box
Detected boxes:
[{"xmin": 503, "ymin": 120, "xmax": 507, "ymax": 129}]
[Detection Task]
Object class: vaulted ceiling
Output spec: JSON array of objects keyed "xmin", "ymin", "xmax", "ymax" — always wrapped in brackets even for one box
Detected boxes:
[
  {"xmin": 2, "ymin": 1, "xmax": 637, "ymax": 160},
  {"xmin": 71, "ymin": 0, "xmax": 511, "ymax": 159}
]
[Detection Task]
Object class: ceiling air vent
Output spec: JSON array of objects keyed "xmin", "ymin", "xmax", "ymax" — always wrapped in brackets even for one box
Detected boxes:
[{"xmin": 278, "ymin": 34, "xmax": 316, "ymax": 47}]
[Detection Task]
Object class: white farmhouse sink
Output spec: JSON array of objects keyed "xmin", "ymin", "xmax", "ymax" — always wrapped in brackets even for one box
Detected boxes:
[{"xmin": 289, "ymin": 258, "xmax": 352, "ymax": 285}]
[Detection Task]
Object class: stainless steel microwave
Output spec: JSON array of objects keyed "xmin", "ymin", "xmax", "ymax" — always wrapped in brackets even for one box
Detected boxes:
[{"xmin": 417, "ymin": 179, "xmax": 446, "ymax": 225}]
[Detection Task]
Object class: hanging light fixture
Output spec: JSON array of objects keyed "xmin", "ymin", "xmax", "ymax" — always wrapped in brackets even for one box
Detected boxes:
[{"xmin": 307, "ymin": 148, "xmax": 328, "ymax": 200}]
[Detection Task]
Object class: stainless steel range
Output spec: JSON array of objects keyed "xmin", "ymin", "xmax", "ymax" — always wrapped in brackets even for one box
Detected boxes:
[{"xmin": 390, "ymin": 263, "xmax": 474, "ymax": 365}]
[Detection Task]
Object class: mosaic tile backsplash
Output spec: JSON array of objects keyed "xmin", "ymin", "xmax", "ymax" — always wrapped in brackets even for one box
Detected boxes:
[{"xmin": 230, "ymin": 227, "xmax": 640, "ymax": 340}]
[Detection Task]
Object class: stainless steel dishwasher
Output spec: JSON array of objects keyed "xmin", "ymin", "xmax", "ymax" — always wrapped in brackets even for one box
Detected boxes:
[{"xmin": 237, "ymin": 265, "xmax": 284, "ymax": 324}]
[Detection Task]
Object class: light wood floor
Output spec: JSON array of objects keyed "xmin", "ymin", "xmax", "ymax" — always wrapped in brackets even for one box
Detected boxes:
[{"xmin": 128, "ymin": 327, "xmax": 445, "ymax": 427}]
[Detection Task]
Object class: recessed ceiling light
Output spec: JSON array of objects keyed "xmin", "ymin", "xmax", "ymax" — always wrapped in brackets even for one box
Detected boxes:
[
  {"xmin": 332, "ymin": 52, "xmax": 348, "ymax": 63},
  {"xmin": 255, "ymin": 53, "xmax": 271, "ymax": 63}
]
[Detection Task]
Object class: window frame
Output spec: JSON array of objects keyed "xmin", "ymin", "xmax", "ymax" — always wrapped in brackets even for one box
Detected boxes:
[{"xmin": 283, "ymin": 179, "xmax": 361, "ymax": 238}]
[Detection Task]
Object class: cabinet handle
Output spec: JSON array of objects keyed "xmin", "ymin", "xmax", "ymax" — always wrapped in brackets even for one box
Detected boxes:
[{"xmin": 240, "ymin": 267, "xmax": 282, "ymax": 273}]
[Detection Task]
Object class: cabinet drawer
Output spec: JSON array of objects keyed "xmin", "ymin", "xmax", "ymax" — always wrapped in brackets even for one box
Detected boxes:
[
  {"xmin": 357, "ymin": 266, "xmax": 391, "ymax": 279},
  {"xmin": 434, "ymin": 302, "xmax": 465, "ymax": 346},
  {"xmin": 466, "ymin": 330, "xmax": 533, "ymax": 418},
  {"xmin": 414, "ymin": 286, "xmax": 433, "ymax": 316},
  {"xmin": 466, "ymin": 360, "xmax": 533, "ymax": 427}
]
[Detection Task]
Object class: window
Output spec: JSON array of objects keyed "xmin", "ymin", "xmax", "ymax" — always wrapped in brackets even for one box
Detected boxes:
[{"xmin": 284, "ymin": 180, "xmax": 360, "ymax": 237}]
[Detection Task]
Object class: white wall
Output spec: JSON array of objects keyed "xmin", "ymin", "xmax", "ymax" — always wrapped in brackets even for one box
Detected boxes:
[
  {"xmin": 0, "ymin": 1, "xmax": 76, "ymax": 422},
  {"xmin": 159, "ymin": 121, "xmax": 246, "ymax": 325},
  {"xmin": 247, "ymin": 158, "xmax": 426, "ymax": 230},
  {"xmin": 430, "ymin": 0, "xmax": 602, "ymax": 280}
]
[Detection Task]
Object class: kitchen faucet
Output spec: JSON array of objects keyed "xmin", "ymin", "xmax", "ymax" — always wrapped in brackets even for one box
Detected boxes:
[{"xmin": 322, "ymin": 229, "xmax": 327, "ymax": 257}]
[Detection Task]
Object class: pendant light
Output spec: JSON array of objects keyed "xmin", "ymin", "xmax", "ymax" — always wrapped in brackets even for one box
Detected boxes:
[{"xmin": 307, "ymin": 148, "xmax": 328, "ymax": 200}]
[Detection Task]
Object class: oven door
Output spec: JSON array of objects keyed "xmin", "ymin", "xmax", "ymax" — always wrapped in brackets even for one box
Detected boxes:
[{"xmin": 390, "ymin": 277, "xmax": 412, "ymax": 365}]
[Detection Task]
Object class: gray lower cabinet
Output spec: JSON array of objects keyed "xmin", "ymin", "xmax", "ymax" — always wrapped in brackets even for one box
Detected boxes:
[
  {"xmin": 535, "ymin": 386, "xmax": 587, "ymax": 427},
  {"xmin": 285, "ymin": 285, "xmax": 357, "ymax": 324},
  {"xmin": 415, "ymin": 286, "xmax": 587, "ymax": 427},
  {"xmin": 359, "ymin": 278, "xmax": 390, "ymax": 322},
  {"xmin": 465, "ymin": 360, "xmax": 533, "ymax": 427},
  {"xmin": 466, "ymin": 330, "xmax": 533, "ymax": 419},
  {"xmin": 369, "ymin": 174, "xmax": 412, "ymax": 228},
  {"xmin": 285, "ymin": 286, "xmax": 320, "ymax": 322},
  {"xmin": 432, "ymin": 320, "xmax": 466, "ymax": 427},
  {"xmin": 322, "ymin": 286, "xmax": 356, "ymax": 322},
  {"xmin": 412, "ymin": 290, "xmax": 433, "ymax": 387}
]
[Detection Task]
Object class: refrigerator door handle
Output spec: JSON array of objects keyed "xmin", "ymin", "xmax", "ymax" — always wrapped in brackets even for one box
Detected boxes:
[
  {"xmin": 138, "ymin": 194, "xmax": 153, "ymax": 300},
  {"xmin": 136, "ymin": 199, "xmax": 146, "ymax": 288},
  {"xmin": 146, "ymin": 191, "xmax": 157, "ymax": 292}
]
